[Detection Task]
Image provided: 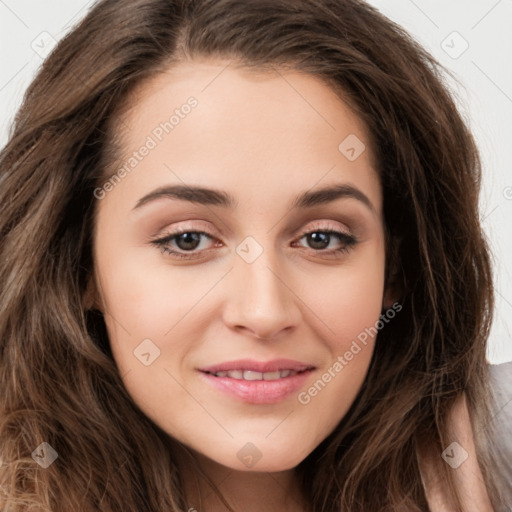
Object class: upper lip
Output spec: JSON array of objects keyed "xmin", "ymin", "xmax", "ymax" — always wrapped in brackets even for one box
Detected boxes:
[{"xmin": 199, "ymin": 358, "xmax": 316, "ymax": 374}]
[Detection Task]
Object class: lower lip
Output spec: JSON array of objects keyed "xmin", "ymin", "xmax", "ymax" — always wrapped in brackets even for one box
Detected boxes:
[{"xmin": 198, "ymin": 370, "xmax": 314, "ymax": 404}]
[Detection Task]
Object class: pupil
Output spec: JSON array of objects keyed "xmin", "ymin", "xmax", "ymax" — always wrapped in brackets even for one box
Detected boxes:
[
  {"xmin": 177, "ymin": 232, "xmax": 201, "ymax": 250},
  {"xmin": 308, "ymin": 232, "xmax": 329, "ymax": 249}
]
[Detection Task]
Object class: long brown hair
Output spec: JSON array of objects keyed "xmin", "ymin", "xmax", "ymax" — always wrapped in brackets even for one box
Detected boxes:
[{"xmin": 0, "ymin": 0, "xmax": 507, "ymax": 510}]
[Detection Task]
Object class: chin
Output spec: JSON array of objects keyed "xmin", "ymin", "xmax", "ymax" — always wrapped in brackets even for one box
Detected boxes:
[{"xmin": 205, "ymin": 440, "xmax": 314, "ymax": 473}]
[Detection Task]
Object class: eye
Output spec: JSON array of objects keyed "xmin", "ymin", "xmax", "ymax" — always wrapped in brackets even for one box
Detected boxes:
[
  {"xmin": 293, "ymin": 226, "xmax": 358, "ymax": 257},
  {"xmin": 151, "ymin": 229, "xmax": 218, "ymax": 260},
  {"xmin": 151, "ymin": 222, "xmax": 358, "ymax": 260}
]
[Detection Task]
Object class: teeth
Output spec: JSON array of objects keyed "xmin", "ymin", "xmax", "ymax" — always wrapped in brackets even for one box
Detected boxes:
[
  {"xmin": 213, "ymin": 369, "xmax": 299, "ymax": 380},
  {"xmin": 243, "ymin": 370, "xmax": 263, "ymax": 380}
]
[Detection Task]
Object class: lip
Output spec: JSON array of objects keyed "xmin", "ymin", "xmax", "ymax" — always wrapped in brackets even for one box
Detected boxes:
[
  {"xmin": 198, "ymin": 358, "xmax": 315, "ymax": 374},
  {"xmin": 197, "ymin": 358, "xmax": 316, "ymax": 404}
]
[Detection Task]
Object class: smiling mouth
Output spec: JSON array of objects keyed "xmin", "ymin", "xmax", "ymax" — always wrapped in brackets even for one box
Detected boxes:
[
  {"xmin": 203, "ymin": 369, "xmax": 310, "ymax": 381},
  {"xmin": 199, "ymin": 364, "xmax": 315, "ymax": 403}
]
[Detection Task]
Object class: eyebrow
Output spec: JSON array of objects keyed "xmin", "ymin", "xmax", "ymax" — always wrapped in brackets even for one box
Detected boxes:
[{"xmin": 132, "ymin": 183, "xmax": 375, "ymax": 213}]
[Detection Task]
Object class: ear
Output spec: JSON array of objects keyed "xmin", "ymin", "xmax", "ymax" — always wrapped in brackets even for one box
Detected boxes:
[{"xmin": 83, "ymin": 273, "xmax": 104, "ymax": 313}]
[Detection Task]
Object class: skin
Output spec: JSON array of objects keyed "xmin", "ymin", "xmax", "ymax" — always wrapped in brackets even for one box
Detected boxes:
[{"xmin": 90, "ymin": 58, "xmax": 396, "ymax": 511}]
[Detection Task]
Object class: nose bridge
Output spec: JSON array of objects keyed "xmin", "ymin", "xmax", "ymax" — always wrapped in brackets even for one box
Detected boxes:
[{"xmin": 223, "ymin": 235, "xmax": 301, "ymax": 339}]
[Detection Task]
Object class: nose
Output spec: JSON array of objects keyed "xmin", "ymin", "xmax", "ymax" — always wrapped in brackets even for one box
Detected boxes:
[{"xmin": 222, "ymin": 248, "xmax": 302, "ymax": 340}]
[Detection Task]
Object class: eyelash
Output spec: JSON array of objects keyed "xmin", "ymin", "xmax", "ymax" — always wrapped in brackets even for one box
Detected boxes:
[{"xmin": 151, "ymin": 223, "xmax": 358, "ymax": 261}]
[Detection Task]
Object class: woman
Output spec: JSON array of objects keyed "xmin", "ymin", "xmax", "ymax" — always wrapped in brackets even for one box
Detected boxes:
[{"xmin": 0, "ymin": 0, "xmax": 509, "ymax": 510}]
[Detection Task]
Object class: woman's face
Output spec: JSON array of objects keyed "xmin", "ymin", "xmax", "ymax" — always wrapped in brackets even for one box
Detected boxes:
[{"xmin": 92, "ymin": 59, "xmax": 388, "ymax": 472}]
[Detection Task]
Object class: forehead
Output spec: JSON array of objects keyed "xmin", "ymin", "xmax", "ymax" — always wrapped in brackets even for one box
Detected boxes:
[{"xmin": 104, "ymin": 59, "xmax": 382, "ymax": 216}]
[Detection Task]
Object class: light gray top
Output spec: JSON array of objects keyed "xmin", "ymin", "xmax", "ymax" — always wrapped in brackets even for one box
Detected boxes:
[{"xmin": 489, "ymin": 362, "xmax": 512, "ymax": 511}]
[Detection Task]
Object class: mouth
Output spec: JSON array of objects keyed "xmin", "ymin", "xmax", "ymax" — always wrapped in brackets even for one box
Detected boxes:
[
  {"xmin": 198, "ymin": 358, "xmax": 315, "ymax": 375},
  {"xmin": 202, "ymin": 368, "xmax": 311, "ymax": 381},
  {"xmin": 197, "ymin": 358, "xmax": 316, "ymax": 404}
]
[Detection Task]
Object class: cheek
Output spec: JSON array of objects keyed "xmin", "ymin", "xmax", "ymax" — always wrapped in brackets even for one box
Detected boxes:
[
  {"xmin": 97, "ymin": 253, "xmax": 217, "ymax": 335},
  {"xmin": 296, "ymin": 253, "xmax": 385, "ymax": 428},
  {"xmin": 96, "ymin": 251, "xmax": 229, "ymax": 382},
  {"xmin": 312, "ymin": 253, "xmax": 386, "ymax": 349}
]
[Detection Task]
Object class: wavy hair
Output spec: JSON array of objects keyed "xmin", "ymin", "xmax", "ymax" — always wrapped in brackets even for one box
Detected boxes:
[{"xmin": 0, "ymin": 0, "xmax": 507, "ymax": 510}]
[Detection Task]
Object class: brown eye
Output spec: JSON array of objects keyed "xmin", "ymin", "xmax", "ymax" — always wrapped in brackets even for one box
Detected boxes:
[
  {"xmin": 305, "ymin": 232, "xmax": 331, "ymax": 250},
  {"xmin": 152, "ymin": 230, "xmax": 217, "ymax": 259},
  {"xmin": 174, "ymin": 232, "xmax": 202, "ymax": 251},
  {"xmin": 295, "ymin": 229, "xmax": 358, "ymax": 255}
]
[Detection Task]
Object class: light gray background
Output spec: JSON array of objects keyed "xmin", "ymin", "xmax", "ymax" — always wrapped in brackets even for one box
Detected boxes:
[{"xmin": 1, "ymin": 0, "xmax": 511, "ymax": 364}]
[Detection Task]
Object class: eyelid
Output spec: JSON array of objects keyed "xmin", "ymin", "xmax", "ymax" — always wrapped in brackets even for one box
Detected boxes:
[
  {"xmin": 151, "ymin": 219, "xmax": 352, "ymax": 244},
  {"xmin": 150, "ymin": 219, "xmax": 356, "ymax": 261},
  {"xmin": 295, "ymin": 220, "xmax": 352, "ymax": 238},
  {"xmin": 148, "ymin": 219, "xmax": 220, "ymax": 241}
]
